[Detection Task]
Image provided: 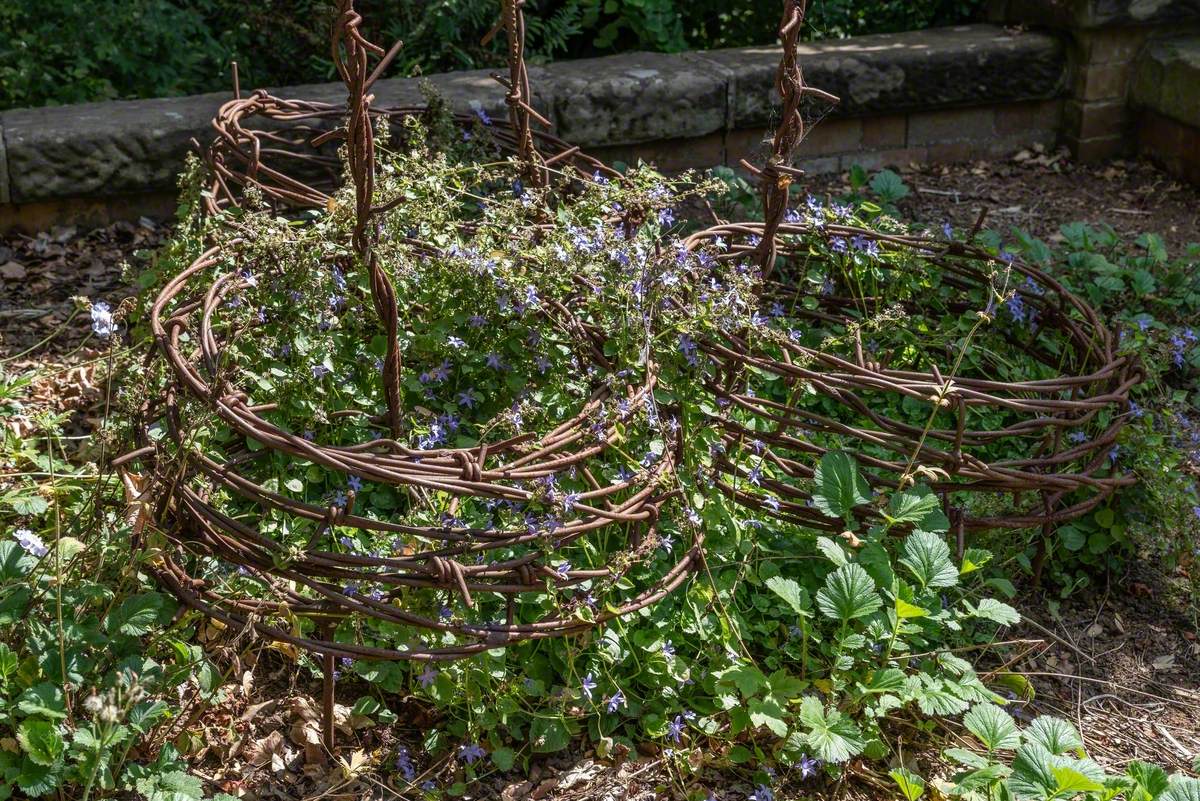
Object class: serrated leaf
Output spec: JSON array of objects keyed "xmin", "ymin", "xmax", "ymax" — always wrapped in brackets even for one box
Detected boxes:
[
  {"xmin": 899, "ymin": 531, "xmax": 959, "ymax": 589},
  {"xmin": 1125, "ymin": 761, "xmax": 1169, "ymax": 801},
  {"xmin": 1023, "ymin": 716, "xmax": 1082, "ymax": 755},
  {"xmin": 812, "ymin": 452, "xmax": 870, "ymax": 522},
  {"xmin": 0, "ymin": 541, "xmax": 32, "ymax": 581},
  {"xmin": 724, "ymin": 665, "xmax": 766, "ymax": 698},
  {"xmin": 943, "ymin": 747, "xmax": 990, "ymax": 769},
  {"xmin": 108, "ymin": 592, "xmax": 167, "ymax": 637},
  {"xmin": 1162, "ymin": 776, "xmax": 1200, "ymax": 801},
  {"xmin": 963, "ymin": 703, "xmax": 1021, "ymax": 751},
  {"xmin": 816, "ymin": 563, "xmax": 882, "ymax": 622},
  {"xmin": 16, "ymin": 757, "xmax": 58, "ymax": 797},
  {"xmin": 967, "ymin": 598, "xmax": 1021, "ymax": 626},
  {"xmin": 815, "ymin": 536, "xmax": 848, "ymax": 567},
  {"xmin": 764, "ymin": 576, "xmax": 811, "ymax": 617},
  {"xmin": 887, "ymin": 487, "xmax": 940, "ymax": 525},
  {"xmin": 798, "ymin": 696, "xmax": 866, "ymax": 764},
  {"xmin": 866, "ymin": 668, "xmax": 906, "ymax": 693},
  {"xmin": 17, "ymin": 720, "xmax": 64, "ymax": 767},
  {"xmin": 1007, "ymin": 742, "xmax": 1059, "ymax": 800},
  {"xmin": 17, "ymin": 683, "xmax": 67, "ymax": 720},
  {"xmin": 128, "ymin": 700, "xmax": 169, "ymax": 734},
  {"xmin": 915, "ymin": 679, "xmax": 969, "ymax": 716},
  {"xmin": 1050, "ymin": 764, "xmax": 1105, "ymax": 795},
  {"xmin": 889, "ymin": 767, "xmax": 926, "ymax": 801}
]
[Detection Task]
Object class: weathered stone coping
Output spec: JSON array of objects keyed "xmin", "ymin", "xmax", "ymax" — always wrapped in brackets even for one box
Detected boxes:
[{"xmin": 0, "ymin": 24, "xmax": 1065, "ymax": 214}]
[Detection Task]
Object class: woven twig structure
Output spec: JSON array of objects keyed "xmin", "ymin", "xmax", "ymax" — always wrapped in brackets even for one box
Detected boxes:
[
  {"xmin": 121, "ymin": 0, "xmax": 700, "ymax": 749},
  {"xmin": 687, "ymin": 0, "xmax": 1139, "ymax": 535}
]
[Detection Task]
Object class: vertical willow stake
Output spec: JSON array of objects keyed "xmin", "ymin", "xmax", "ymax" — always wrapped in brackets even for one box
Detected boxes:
[
  {"xmin": 739, "ymin": 0, "xmax": 839, "ymax": 280},
  {"xmin": 484, "ymin": 0, "xmax": 551, "ymax": 187},
  {"xmin": 331, "ymin": 0, "xmax": 405, "ymax": 438}
]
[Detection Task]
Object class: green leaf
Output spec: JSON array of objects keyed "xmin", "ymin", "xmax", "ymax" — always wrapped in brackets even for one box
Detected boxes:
[
  {"xmin": 764, "ymin": 576, "xmax": 811, "ymax": 617},
  {"xmin": 815, "ymin": 536, "xmax": 848, "ymax": 567},
  {"xmin": 723, "ymin": 664, "xmax": 766, "ymax": 697},
  {"xmin": 966, "ymin": 598, "xmax": 1021, "ymax": 626},
  {"xmin": 128, "ymin": 700, "xmax": 170, "ymax": 734},
  {"xmin": 136, "ymin": 768, "xmax": 204, "ymax": 801},
  {"xmin": 7, "ymin": 495, "xmax": 49, "ymax": 517},
  {"xmin": 865, "ymin": 668, "xmax": 906, "ymax": 693},
  {"xmin": 17, "ymin": 720, "xmax": 63, "ymax": 767},
  {"xmin": 895, "ymin": 598, "xmax": 928, "ymax": 619},
  {"xmin": 798, "ymin": 696, "xmax": 866, "ymax": 764},
  {"xmin": 812, "ymin": 452, "xmax": 870, "ymax": 523},
  {"xmin": 529, "ymin": 717, "xmax": 570, "ymax": 753},
  {"xmin": 108, "ymin": 592, "xmax": 166, "ymax": 637},
  {"xmin": 17, "ymin": 683, "xmax": 67, "ymax": 720},
  {"xmin": 748, "ymin": 697, "xmax": 789, "ymax": 737},
  {"xmin": 1007, "ymin": 742, "xmax": 1059, "ymax": 800},
  {"xmin": 1023, "ymin": 716, "xmax": 1082, "ymax": 755},
  {"xmin": 491, "ymin": 747, "xmax": 515, "ymax": 772},
  {"xmin": 869, "ymin": 169, "xmax": 910, "ymax": 202},
  {"xmin": 960, "ymin": 547, "xmax": 992, "ymax": 575},
  {"xmin": 1162, "ymin": 776, "xmax": 1200, "ymax": 801},
  {"xmin": 0, "ymin": 542, "xmax": 32, "ymax": 581},
  {"xmin": 1050, "ymin": 765, "xmax": 1105, "ymax": 795},
  {"xmin": 889, "ymin": 767, "xmax": 926, "ymax": 801},
  {"xmin": 816, "ymin": 563, "xmax": 882, "ymax": 622},
  {"xmin": 899, "ymin": 531, "xmax": 958, "ymax": 589},
  {"xmin": 963, "ymin": 703, "xmax": 1021, "ymax": 751},
  {"xmin": 16, "ymin": 757, "xmax": 58, "ymax": 797},
  {"xmin": 887, "ymin": 487, "xmax": 940, "ymax": 526},
  {"xmin": 0, "ymin": 643, "xmax": 17, "ymax": 681},
  {"xmin": 1124, "ymin": 760, "xmax": 1169, "ymax": 801}
]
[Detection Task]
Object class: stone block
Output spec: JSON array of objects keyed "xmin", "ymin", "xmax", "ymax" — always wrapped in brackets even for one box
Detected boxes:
[
  {"xmin": 907, "ymin": 107, "xmax": 998, "ymax": 144},
  {"xmin": 798, "ymin": 117, "xmax": 863, "ymax": 156},
  {"xmin": 549, "ymin": 52, "xmax": 729, "ymax": 148},
  {"xmin": 1066, "ymin": 132, "xmax": 1129, "ymax": 159},
  {"xmin": 794, "ymin": 155, "xmax": 843, "ymax": 175},
  {"xmin": 1072, "ymin": 60, "xmax": 1133, "ymax": 100},
  {"xmin": 0, "ymin": 122, "xmax": 8, "ymax": 205},
  {"xmin": 1132, "ymin": 35, "xmax": 1200, "ymax": 128},
  {"xmin": 1000, "ymin": 0, "xmax": 1199, "ymax": 29},
  {"xmin": 1075, "ymin": 27, "xmax": 1152, "ymax": 64},
  {"xmin": 623, "ymin": 132, "xmax": 728, "ymax": 171},
  {"xmin": 692, "ymin": 25, "xmax": 1066, "ymax": 127},
  {"xmin": 1064, "ymin": 98, "xmax": 1128, "ymax": 138},
  {"xmin": 995, "ymin": 99, "xmax": 1065, "ymax": 134},
  {"xmin": 861, "ymin": 114, "xmax": 907, "ymax": 147},
  {"xmin": 840, "ymin": 147, "xmax": 929, "ymax": 171},
  {"xmin": 723, "ymin": 127, "xmax": 773, "ymax": 168},
  {"xmin": 1136, "ymin": 108, "xmax": 1200, "ymax": 182}
]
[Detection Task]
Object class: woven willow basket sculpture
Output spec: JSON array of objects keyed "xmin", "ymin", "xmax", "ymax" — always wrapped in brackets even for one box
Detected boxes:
[
  {"xmin": 120, "ymin": 0, "xmax": 701, "ymax": 748},
  {"xmin": 683, "ymin": 0, "xmax": 1139, "ymax": 540}
]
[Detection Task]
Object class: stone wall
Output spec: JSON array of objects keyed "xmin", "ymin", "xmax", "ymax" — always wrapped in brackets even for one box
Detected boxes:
[
  {"xmin": 989, "ymin": 0, "xmax": 1200, "ymax": 159},
  {"xmin": 1131, "ymin": 35, "xmax": 1200, "ymax": 182},
  {"xmin": 0, "ymin": 24, "xmax": 1066, "ymax": 233}
]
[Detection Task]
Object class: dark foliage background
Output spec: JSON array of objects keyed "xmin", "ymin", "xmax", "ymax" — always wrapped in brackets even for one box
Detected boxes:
[{"xmin": 0, "ymin": 0, "xmax": 980, "ymax": 110}]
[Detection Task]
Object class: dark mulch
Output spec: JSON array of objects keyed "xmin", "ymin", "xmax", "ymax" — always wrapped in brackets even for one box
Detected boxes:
[{"xmin": 805, "ymin": 148, "xmax": 1200, "ymax": 254}]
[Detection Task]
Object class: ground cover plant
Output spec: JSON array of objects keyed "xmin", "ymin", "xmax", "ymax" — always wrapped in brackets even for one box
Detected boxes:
[{"xmin": 1, "ymin": 109, "xmax": 1198, "ymax": 801}]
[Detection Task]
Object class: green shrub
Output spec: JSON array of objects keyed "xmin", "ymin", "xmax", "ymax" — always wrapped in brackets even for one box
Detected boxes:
[{"xmin": 0, "ymin": 0, "xmax": 983, "ymax": 110}]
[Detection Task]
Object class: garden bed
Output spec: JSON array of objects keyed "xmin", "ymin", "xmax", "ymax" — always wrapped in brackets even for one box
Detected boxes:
[{"xmin": 2, "ymin": 152, "xmax": 1197, "ymax": 800}]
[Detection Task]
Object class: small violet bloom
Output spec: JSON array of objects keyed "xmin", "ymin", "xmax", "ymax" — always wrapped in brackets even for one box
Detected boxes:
[
  {"xmin": 91, "ymin": 301, "xmax": 116, "ymax": 338},
  {"xmin": 14, "ymin": 528, "xmax": 48, "ymax": 558}
]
